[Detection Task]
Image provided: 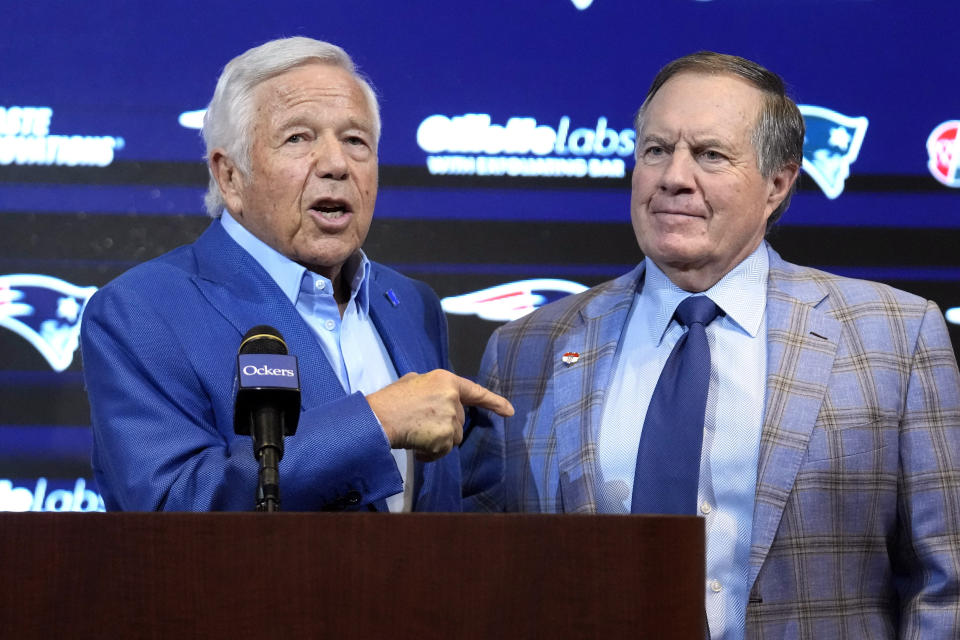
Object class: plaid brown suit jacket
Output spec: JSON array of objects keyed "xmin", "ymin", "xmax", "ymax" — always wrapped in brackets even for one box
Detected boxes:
[{"xmin": 461, "ymin": 245, "xmax": 960, "ymax": 638}]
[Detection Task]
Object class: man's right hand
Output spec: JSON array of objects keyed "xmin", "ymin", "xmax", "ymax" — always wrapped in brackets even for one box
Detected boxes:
[{"xmin": 366, "ymin": 369, "xmax": 514, "ymax": 462}]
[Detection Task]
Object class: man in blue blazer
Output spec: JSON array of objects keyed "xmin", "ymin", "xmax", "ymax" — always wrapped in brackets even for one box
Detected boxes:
[
  {"xmin": 81, "ymin": 37, "xmax": 511, "ymax": 512},
  {"xmin": 461, "ymin": 53, "xmax": 960, "ymax": 638}
]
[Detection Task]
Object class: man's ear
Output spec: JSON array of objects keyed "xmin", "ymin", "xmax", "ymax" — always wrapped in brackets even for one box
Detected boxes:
[
  {"xmin": 210, "ymin": 149, "xmax": 244, "ymax": 215},
  {"xmin": 765, "ymin": 162, "xmax": 799, "ymax": 216}
]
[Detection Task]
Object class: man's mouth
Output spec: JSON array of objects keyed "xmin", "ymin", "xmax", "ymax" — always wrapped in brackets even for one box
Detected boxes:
[
  {"xmin": 309, "ymin": 198, "xmax": 351, "ymax": 220},
  {"xmin": 653, "ymin": 207, "xmax": 704, "ymax": 218}
]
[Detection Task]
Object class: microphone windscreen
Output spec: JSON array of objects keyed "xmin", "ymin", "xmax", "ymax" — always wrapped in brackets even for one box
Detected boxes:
[
  {"xmin": 239, "ymin": 325, "xmax": 288, "ymax": 355},
  {"xmin": 234, "ymin": 324, "xmax": 300, "ymax": 437}
]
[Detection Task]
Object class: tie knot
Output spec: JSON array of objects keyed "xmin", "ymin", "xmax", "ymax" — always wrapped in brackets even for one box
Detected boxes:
[{"xmin": 675, "ymin": 295, "xmax": 722, "ymax": 328}]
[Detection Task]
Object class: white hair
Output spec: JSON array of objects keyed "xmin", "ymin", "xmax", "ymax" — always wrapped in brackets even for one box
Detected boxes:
[{"xmin": 202, "ymin": 37, "xmax": 381, "ymax": 217}]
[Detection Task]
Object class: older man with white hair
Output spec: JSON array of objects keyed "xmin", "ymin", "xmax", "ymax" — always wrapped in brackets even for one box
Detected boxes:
[{"xmin": 82, "ymin": 37, "xmax": 512, "ymax": 511}]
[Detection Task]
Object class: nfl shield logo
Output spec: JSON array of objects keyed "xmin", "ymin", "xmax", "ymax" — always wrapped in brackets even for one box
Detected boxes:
[{"xmin": 926, "ymin": 120, "xmax": 960, "ymax": 188}]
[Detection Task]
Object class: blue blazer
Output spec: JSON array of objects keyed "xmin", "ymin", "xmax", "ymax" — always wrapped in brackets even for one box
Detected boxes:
[
  {"xmin": 461, "ymin": 245, "xmax": 960, "ymax": 638},
  {"xmin": 81, "ymin": 219, "xmax": 460, "ymax": 512}
]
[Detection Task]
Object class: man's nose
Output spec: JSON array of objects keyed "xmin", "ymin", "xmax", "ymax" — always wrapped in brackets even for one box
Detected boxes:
[
  {"xmin": 659, "ymin": 151, "xmax": 696, "ymax": 193},
  {"xmin": 312, "ymin": 132, "xmax": 349, "ymax": 180}
]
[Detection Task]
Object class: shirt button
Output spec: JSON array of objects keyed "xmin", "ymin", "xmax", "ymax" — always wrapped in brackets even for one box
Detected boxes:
[
  {"xmin": 324, "ymin": 319, "xmax": 335, "ymax": 331},
  {"xmin": 700, "ymin": 501, "xmax": 712, "ymax": 515},
  {"xmin": 315, "ymin": 280, "xmax": 325, "ymax": 290},
  {"xmin": 710, "ymin": 580, "xmax": 722, "ymax": 593}
]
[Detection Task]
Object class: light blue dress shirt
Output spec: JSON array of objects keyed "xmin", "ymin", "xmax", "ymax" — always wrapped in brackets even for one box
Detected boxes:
[
  {"xmin": 597, "ymin": 244, "xmax": 769, "ymax": 640},
  {"xmin": 221, "ymin": 212, "xmax": 412, "ymax": 512}
]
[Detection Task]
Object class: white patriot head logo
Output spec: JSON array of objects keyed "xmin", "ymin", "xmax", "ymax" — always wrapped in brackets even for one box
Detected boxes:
[
  {"xmin": 798, "ymin": 105, "xmax": 869, "ymax": 199},
  {"xmin": 0, "ymin": 274, "xmax": 97, "ymax": 372}
]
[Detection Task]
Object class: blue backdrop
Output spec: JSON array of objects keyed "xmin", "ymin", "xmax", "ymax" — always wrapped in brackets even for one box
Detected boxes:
[{"xmin": 1, "ymin": 0, "xmax": 957, "ymax": 511}]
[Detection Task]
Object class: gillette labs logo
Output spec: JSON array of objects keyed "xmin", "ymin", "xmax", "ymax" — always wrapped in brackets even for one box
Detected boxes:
[
  {"xmin": 0, "ymin": 106, "xmax": 125, "ymax": 167},
  {"xmin": 418, "ymin": 114, "xmax": 635, "ymax": 179},
  {"xmin": 0, "ymin": 477, "xmax": 105, "ymax": 512}
]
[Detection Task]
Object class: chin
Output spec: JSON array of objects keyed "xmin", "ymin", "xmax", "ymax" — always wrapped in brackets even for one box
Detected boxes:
[{"xmin": 645, "ymin": 238, "xmax": 705, "ymax": 262}]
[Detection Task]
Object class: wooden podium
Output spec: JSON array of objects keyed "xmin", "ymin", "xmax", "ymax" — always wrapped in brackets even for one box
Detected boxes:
[{"xmin": 0, "ymin": 513, "xmax": 704, "ymax": 638}]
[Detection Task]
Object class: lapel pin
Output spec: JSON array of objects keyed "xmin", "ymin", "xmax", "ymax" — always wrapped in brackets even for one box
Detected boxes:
[
  {"xmin": 385, "ymin": 289, "xmax": 400, "ymax": 307},
  {"xmin": 561, "ymin": 352, "xmax": 580, "ymax": 365}
]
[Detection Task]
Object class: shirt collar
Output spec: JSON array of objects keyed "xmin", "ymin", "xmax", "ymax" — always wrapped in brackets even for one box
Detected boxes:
[
  {"xmin": 220, "ymin": 210, "xmax": 372, "ymax": 312},
  {"xmin": 642, "ymin": 243, "xmax": 769, "ymax": 344}
]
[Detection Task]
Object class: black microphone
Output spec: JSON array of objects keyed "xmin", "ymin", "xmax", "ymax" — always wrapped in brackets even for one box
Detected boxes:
[{"xmin": 234, "ymin": 325, "xmax": 300, "ymax": 512}]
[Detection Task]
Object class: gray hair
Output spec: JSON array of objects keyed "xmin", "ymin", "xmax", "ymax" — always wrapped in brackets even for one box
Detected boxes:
[
  {"xmin": 202, "ymin": 37, "xmax": 381, "ymax": 217},
  {"xmin": 633, "ymin": 51, "xmax": 804, "ymax": 227}
]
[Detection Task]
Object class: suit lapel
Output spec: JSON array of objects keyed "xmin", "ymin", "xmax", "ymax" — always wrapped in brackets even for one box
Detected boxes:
[
  {"xmin": 368, "ymin": 268, "xmax": 452, "ymax": 510},
  {"xmin": 189, "ymin": 221, "xmax": 345, "ymax": 409},
  {"xmin": 553, "ymin": 266, "xmax": 641, "ymax": 513},
  {"xmin": 367, "ymin": 272, "xmax": 424, "ymax": 376},
  {"xmin": 749, "ymin": 249, "xmax": 840, "ymax": 586}
]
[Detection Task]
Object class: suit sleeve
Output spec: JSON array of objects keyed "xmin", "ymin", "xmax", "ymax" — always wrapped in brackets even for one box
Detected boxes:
[
  {"xmin": 81, "ymin": 282, "xmax": 402, "ymax": 512},
  {"xmin": 896, "ymin": 300, "xmax": 960, "ymax": 637},
  {"xmin": 460, "ymin": 327, "xmax": 507, "ymax": 512}
]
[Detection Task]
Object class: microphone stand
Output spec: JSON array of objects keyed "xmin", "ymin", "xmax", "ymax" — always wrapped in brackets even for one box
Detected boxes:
[{"xmin": 252, "ymin": 406, "xmax": 285, "ymax": 512}]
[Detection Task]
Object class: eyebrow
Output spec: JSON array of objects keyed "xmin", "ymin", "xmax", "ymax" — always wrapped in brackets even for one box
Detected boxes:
[
  {"xmin": 689, "ymin": 136, "xmax": 732, "ymax": 150},
  {"xmin": 344, "ymin": 117, "xmax": 374, "ymax": 134},
  {"xmin": 273, "ymin": 114, "xmax": 374, "ymax": 135},
  {"xmin": 641, "ymin": 133, "xmax": 733, "ymax": 151},
  {"xmin": 640, "ymin": 134, "xmax": 674, "ymax": 150}
]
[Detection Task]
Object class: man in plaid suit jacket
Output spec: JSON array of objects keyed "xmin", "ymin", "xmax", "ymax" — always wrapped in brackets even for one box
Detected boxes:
[{"xmin": 461, "ymin": 52, "xmax": 960, "ymax": 638}]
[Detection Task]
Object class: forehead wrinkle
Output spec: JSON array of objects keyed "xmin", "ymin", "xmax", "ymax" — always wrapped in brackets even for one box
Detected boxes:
[
  {"xmin": 644, "ymin": 76, "xmax": 761, "ymax": 137},
  {"xmin": 255, "ymin": 63, "xmax": 361, "ymax": 105},
  {"xmin": 263, "ymin": 87, "xmax": 357, "ymax": 119},
  {"xmin": 273, "ymin": 82, "xmax": 357, "ymax": 104},
  {"xmin": 259, "ymin": 84, "xmax": 374, "ymax": 134}
]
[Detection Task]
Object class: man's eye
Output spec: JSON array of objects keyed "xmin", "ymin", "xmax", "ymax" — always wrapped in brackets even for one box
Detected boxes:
[
  {"xmin": 286, "ymin": 133, "xmax": 305, "ymax": 143},
  {"xmin": 644, "ymin": 146, "xmax": 665, "ymax": 157},
  {"xmin": 346, "ymin": 136, "xmax": 367, "ymax": 146},
  {"xmin": 701, "ymin": 150, "xmax": 725, "ymax": 161}
]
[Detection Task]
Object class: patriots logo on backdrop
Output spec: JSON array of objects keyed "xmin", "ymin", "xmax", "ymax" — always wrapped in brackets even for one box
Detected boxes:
[
  {"xmin": 441, "ymin": 279, "xmax": 588, "ymax": 322},
  {"xmin": 0, "ymin": 274, "xmax": 98, "ymax": 372},
  {"xmin": 798, "ymin": 105, "xmax": 869, "ymax": 199}
]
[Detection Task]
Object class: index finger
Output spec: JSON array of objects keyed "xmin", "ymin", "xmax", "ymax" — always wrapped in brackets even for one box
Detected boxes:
[{"xmin": 455, "ymin": 375, "xmax": 514, "ymax": 417}]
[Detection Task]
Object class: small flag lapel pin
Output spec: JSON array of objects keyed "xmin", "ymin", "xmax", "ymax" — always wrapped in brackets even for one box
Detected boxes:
[
  {"xmin": 385, "ymin": 289, "xmax": 400, "ymax": 307},
  {"xmin": 561, "ymin": 352, "xmax": 580, "ymax": 365}
]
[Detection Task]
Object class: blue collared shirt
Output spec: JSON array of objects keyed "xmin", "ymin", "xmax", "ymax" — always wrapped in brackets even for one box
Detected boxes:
[
  {"xmin": 221, "ymin": 212, "xmax": 412, "ymax": 512},
  {"xmin": 597, "ymin": 244, "xmax": 769, "ymax": 640}
]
